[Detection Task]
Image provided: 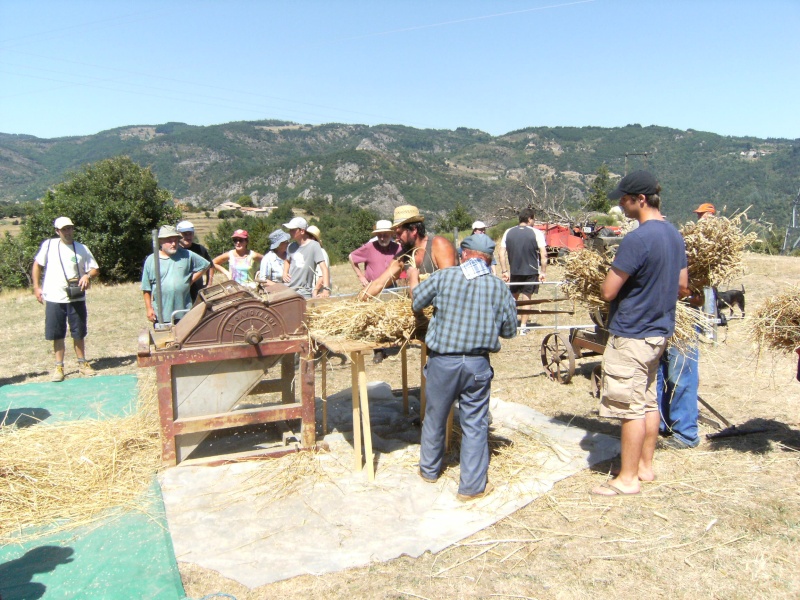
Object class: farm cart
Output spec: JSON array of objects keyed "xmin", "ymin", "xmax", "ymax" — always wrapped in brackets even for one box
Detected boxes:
[{"xmin": 540, "ymin": 309, "xmax": 609, "ymax": 389}]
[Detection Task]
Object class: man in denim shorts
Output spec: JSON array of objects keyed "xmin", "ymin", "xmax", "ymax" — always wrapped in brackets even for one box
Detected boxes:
[{"xmin": 591, "ymin": 171, "xmax": 688, "ymax": 496}]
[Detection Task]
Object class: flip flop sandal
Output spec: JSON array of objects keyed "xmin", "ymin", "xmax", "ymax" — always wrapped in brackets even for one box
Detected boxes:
[{"xmin": 590, "ymin": 482, "xmax": 640, "ymax": 496}]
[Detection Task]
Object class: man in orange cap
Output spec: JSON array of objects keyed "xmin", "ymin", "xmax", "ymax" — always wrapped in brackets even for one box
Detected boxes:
[{"xmin": 693, "ymin": 203, "xmax": 716, "ymax": 220}]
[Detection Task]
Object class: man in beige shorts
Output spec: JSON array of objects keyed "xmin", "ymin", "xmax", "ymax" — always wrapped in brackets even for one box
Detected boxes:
[{"xmin": 592, "ymin": 171, "xmax": 688, "ymax": 497}]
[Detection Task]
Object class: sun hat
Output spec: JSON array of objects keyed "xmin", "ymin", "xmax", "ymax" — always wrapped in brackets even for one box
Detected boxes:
[
  {"xmin": 471, "ymin": 220, "xmax": 487, "ymax": 230},
  {"xmin": 461, "ymin": 233, "xmax": 496, "ymax": 256},
  {"xmin": 306, "ymin": 225, "xmax": 322, "ymax": 242},
  {"xmin": 54, "ymin": 217, "xmax": 74, "ymax": 229},
  {"xmin": 158, "ymin": 225, "xmax": 181, "ymax": 240},
  {"xmin": 268, "ymin": 229, "xmax": 291, "ymax": 250},
  {"xmin": 231, "ymin": 229, "xmax": 249, "ymax": 239},
  {"xmin": 283, "ymin": 217, "xmax": 308, "ymax": 230},
  {"xmin": 372, "ymin": 220, "xmax": 393, "ymax": 235},
  {"xmin": 693, "ymin": 203, "xmax": 716, "ymax": 215},
  {"xmin": 608, "ymin": 170, "xmax": 660, "ymax": 200},
  {"xmin": 176, "ymin": 220, "xmax": 194, "ymax": 233},
  {"xmin": 392, "ymin": 205, "xmax": 424, "ymax": 228}
]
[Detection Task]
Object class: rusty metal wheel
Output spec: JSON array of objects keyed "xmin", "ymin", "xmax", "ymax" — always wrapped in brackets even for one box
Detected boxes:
[
  {"xmin": 591, "ymin": 364, "xmax": 603, "ymax": 398},
  {"xmin": 540, "ymin": 332, "xmax": 576, "ymax": 383}
]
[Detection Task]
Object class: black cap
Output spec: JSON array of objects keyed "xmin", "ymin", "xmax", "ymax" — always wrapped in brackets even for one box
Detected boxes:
[{"xmin": 608, "ymin": 170, "xmax": 659, "ymax": 200}]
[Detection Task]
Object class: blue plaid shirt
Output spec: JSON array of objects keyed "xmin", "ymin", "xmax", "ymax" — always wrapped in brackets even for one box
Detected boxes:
[{"xmin": 411, "ymin": 259, "xmax": 517, "ymax": 354}]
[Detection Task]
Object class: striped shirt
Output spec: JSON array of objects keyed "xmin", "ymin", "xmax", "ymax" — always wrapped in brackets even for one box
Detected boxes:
[{"xmin": 412, "ymin": 259, "xmax": 517, "ymax": 354}]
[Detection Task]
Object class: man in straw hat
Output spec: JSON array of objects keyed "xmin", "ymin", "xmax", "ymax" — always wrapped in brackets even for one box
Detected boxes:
[
  {"xmin": 591, "ymin": 170, "xmax": 688, "ymax": 497},
  {"xmin": 412, "ymin": 234, "xmax": 517, "ymax": 501},
  {"xmin": 32, "ymin": 216, "xmax": 100, "ymax": 381},
  {"xmin": 176, "ymin": 220, "xmax": 213, "ymax": 302},
  {"xmin": 141, "ymin": 225, "xmax": 210, "ymax": 325},
  {"xmin": 349, "ymin": 219, "xmax": 400, "ymax": 288},
  {"xmin": 361, "ymin": 204, "xmax": 457, "ymax": 298},
  {"xmin": 282, "ymin": 217, "xmax": 330, "ymax": 299}
]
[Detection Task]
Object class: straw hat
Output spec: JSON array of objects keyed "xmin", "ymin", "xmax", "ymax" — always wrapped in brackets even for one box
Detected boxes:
[
  {"xmin": 157, "ymin": 225, "xmax": 181, "ymax": 240},
  {"xmin": 392, "ymin": 205, "xmax": 424, "ymax": 228},
  {"xmin": 372, "ymin": 220, "xmax": 393, "ymax": 235},
  {"xmin": 306, "ymin": 225, "xmax": 322, "ymax": 242}
]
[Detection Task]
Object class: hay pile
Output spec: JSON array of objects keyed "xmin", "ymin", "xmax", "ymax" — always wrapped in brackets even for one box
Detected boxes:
[
  {"xmin": 749, "ymin": 286, "xmax": 800, "ymax": 354},
  {"xmin": 306, "ymin": 296, "xmax": 432, "ymax": 345},
  {"xmin": 680, "ymin": 214, "xmax": 757, "ymax": 289},
  {"xmin": 0, "ymin": 406, "xmax": 160, "ymax": 545},
  {"xmin": 559, "ymin": 248, "xmax": 705, "ymax": 352}
]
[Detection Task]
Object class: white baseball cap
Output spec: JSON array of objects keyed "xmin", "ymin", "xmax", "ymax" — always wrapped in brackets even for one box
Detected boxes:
[
  {"xmin": 176, "ymin": 220, "xmax": 194, "ymax": 232},
  {"xmin": 471, "ymin": 220, "xmax": 487, "ymax": 230},
  {"xmin": 283, "ymin": 217, "xmax": 308, "ymax": 230},
  {"xmin": 54, "ymin": 217, "xmax": 74, "ymax": 229}
]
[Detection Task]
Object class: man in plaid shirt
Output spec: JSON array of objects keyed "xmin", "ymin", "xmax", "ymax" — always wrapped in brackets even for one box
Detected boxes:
[{"xmin": 410, "ymin": 234, "xmax": 517, "ymax": 501}]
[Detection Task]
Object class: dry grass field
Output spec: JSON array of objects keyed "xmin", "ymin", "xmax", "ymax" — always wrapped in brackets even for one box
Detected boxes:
[{"xmin": 2, "ymin": 253, "xmax": 799, "ymax": 599}]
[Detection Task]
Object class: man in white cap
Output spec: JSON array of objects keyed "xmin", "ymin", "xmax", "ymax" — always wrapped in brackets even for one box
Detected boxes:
[
  {"xmin": 361, "ymin": 204, "xmax": 457, "ymax": 298},
  {"xmin": 141, "ymin": 225, "xmax": 210, "ymax": 324},
  {"xmin": 281, "ymin": 217, "xmax": 330, "ymax": 299},
  {"xmin": 349, "ymin": 219, "xmax": 400, "ymax": 288},
  {"xmin": 32, "ymin": 217, "xmax": 100, "ymax": 381},
  {"xmin": 176, "ymin": 220, "xmax": 213, "ymax": 302}
]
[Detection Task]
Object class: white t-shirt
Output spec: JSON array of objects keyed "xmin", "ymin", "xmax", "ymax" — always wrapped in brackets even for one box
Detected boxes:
[
  {"xmin": 34, "ymin": 238, "xmax": 99, "ymax": 303},
  {"xmin": 500, "ymin": 225, "xmax": 547, "ymax": 251}
]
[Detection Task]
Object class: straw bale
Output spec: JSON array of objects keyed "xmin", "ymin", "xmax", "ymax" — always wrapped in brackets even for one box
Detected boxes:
[
  {"xmin": 306, "ymin": 296, "xmax": 432, "ymax": 345},
  {"xmin": 0, "ymin": 405, "xmax": 160, "ymax": 545},
  {"xmin": 749, "ymin": 286, "xmax": 800, "ymax": 353},
  {"xmin": 680, "ymin": 214, "xmax": 757, "ymax": 289}
]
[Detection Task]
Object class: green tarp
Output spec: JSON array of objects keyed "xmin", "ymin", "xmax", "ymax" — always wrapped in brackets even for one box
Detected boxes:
[{"xmin": 0, "ymin": 375, "xmax": 185, "ymax": 600}]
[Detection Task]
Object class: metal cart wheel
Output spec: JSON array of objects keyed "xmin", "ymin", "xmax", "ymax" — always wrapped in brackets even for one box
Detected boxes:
[
  {"xmin": 591, "ymin": 364, "xmax": 603, "ymax": 398},
  {"xmin": 540, "ymin": 332, "xmax": 576, "ymax": 383}
]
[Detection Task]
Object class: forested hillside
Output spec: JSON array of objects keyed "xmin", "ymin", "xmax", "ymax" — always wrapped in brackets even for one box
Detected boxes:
[{"xmin": 1, "ymin": 121, "xmax": 797, "ymax": 226}]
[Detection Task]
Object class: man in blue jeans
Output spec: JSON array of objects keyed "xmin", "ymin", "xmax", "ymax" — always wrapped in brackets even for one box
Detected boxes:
[
  {"xmin": 410, "ymin": 234, "xmax": 517, "ymax": 501},
  {"xmin": 657, "ymin": 202, "xmax": 716, "ymax": 449}
]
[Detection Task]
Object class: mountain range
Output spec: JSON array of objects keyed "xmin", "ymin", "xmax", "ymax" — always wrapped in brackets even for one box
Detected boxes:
[{"xmin": 1, "ymin": 120, "xmax": 797, "ymax": 226}]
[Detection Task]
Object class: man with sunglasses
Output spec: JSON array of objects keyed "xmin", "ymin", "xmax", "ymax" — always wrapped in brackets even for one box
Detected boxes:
[
  {"xmin": 32, "ymin": 216, "xmax": 100, "ymax": 382},
  {"xmin": 141, "ymin": 225, "xmax": 210, "ymax": 326}
]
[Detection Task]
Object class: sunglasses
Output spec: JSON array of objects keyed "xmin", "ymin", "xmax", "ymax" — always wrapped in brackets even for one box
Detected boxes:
[{"xmin": 233, "ymin": 238, "xmax": 247, "ymax": 243}]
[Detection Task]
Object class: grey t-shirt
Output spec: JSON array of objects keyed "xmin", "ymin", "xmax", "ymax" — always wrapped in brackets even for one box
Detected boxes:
[{"xmin": 286, "ymin": 240, "xmax": 326, "ymax": 298}]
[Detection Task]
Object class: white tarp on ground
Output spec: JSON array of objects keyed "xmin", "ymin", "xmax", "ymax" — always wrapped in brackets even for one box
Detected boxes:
[{"xmin": 159, "ymin": 383, "xmax": 618, "ymax": 589}]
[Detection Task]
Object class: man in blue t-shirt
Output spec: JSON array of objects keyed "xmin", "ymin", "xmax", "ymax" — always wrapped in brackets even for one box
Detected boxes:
[{"xmin": 591, "ymin": 171, "xmax": 689, "ymax": 497}]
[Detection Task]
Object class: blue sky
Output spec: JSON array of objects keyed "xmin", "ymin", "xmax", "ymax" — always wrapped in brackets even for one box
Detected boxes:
[{"xmin": 1, "ymin": 0, "xmax": 798, "ymax": 140}]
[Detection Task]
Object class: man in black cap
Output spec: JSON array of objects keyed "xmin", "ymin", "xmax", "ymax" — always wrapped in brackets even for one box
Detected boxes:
[
  {"xmin": 411, "ymin": 234, "xmax": 517, "ymax": 501},
  {"xmin": 591, "ymin": 171, "xmax": 689, "ymax": 497}
]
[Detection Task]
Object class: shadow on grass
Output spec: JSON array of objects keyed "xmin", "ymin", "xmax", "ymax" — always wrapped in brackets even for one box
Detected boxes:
[
  {"xmin": 90, "ymin": 355, "xmax": 137, "ymax": 370},
  {"xmin": 705, "ymin": 418, "xmax": 800, "ymax": 454},
  {"xmin": 0, "ymin": 372, "xmax": 48, "ymax": 388}
]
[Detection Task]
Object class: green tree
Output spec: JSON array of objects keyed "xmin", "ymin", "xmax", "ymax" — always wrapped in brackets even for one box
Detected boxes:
[
  {"xmin": 237, "ymin": 195, "xmax": 255, "ymax": 208},
  {"xmin": 21, "ymin": 156, "xmax": 180, "ymax": 283},
  {"xmin": 435, "ymin": 202, "xmax": 474, "ymax": 233},
  {"xmin": 0, "ymin": 232, "xmax": 33, "ymax": 290},
  {"xmin": 585, "ymin": 164, "xmax": 612, "ymax": 213}
]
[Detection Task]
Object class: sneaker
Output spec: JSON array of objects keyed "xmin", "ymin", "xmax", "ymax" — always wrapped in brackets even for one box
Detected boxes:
[
  {"xmin": 457, "ymin": 482, "xmax": 494, "ymax": 502},
  {"xmin": 79, "ymin": 361, "xmax": 96, "ymax": 377},
  {"xmin": 51, "ymin": 365, "xmax": 65, "ymax": 382},
  {"xmin": 372, "ymin": 350, "xmax": 385, "ymax": 364},
  {"xmin": 518, "ymin": 328, "xmax": 528, "ymax": 336},
  {"xmin": 658, "ymin": 436, "xmax": 698, "ymax": 450}
]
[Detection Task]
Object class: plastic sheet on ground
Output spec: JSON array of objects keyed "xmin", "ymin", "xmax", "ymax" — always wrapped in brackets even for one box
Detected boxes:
[{"xmin": 160, "ymin": 382, "xmax": 619, "ymax": 589}]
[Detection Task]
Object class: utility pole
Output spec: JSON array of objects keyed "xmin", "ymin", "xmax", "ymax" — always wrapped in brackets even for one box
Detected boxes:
[
  {"xmin": 624, "ymin": 152, "xmax": 650, "ymax": 175},
  {"xmin": 781, "ymin": 188, "xmax": 800, "ymax": 254}
]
